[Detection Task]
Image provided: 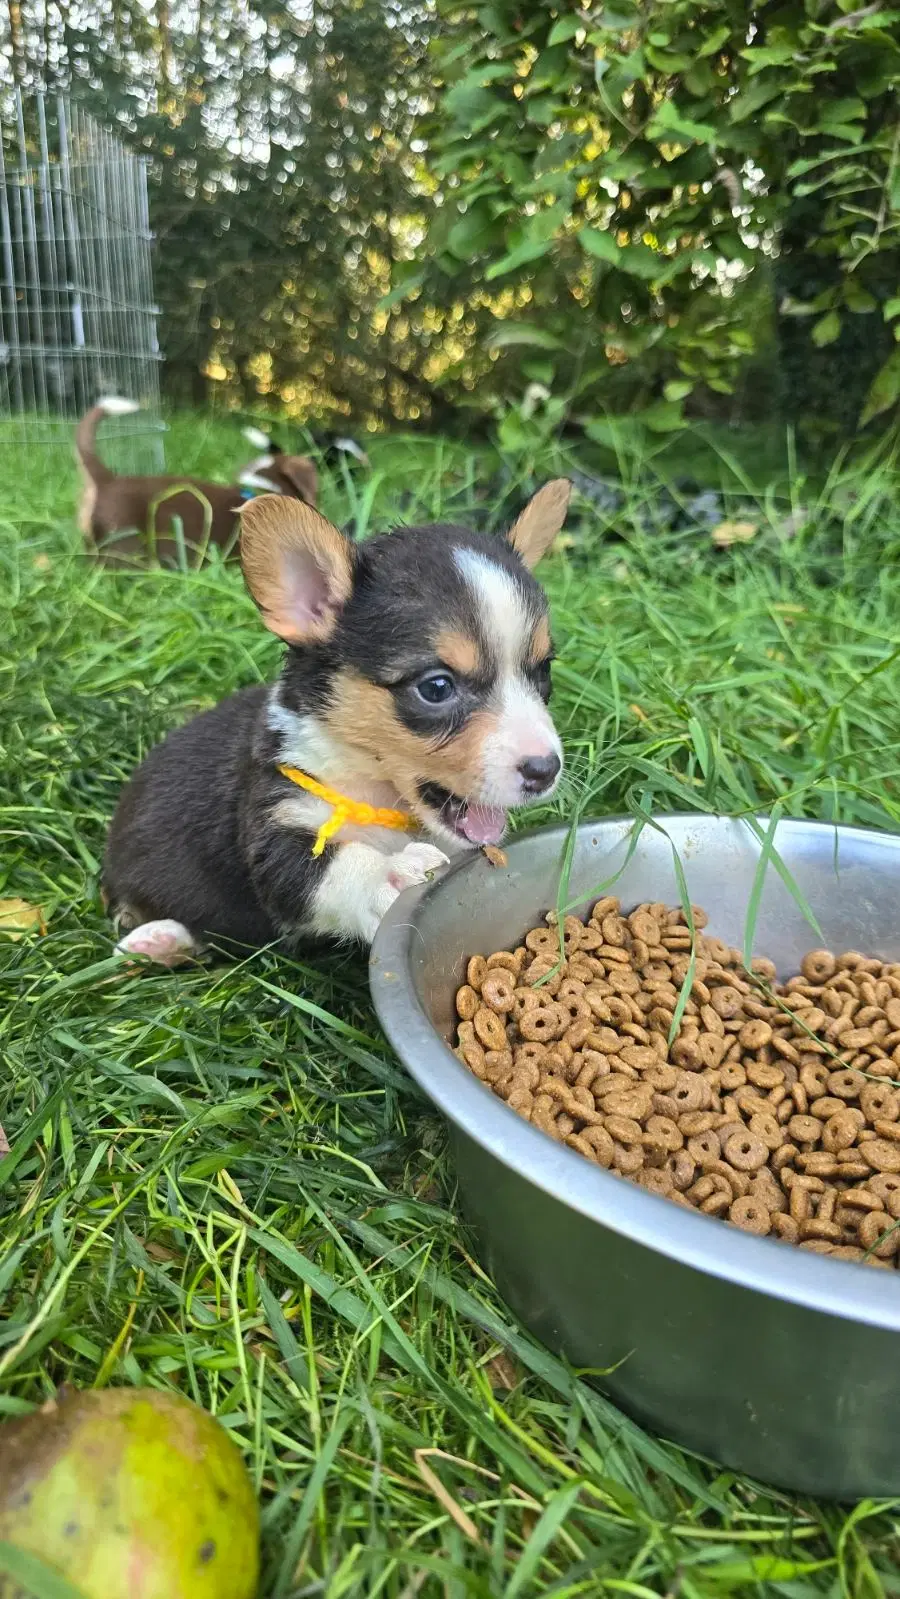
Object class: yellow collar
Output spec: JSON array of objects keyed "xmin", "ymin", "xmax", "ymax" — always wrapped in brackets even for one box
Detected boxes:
[{"xmin": 278, "ymin": 764, "xmax": 418, "ymax": 856}]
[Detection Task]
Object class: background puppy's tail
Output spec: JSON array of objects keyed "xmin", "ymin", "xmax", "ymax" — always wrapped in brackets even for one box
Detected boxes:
[{"xmin": 74, "ymin": 396, "xmax": 141, "ymax": 485}]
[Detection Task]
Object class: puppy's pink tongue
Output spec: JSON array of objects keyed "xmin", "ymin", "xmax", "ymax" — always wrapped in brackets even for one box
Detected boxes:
[{"xmin": 460, "ymin": 804, "xmax": 507, "ymax": 845}]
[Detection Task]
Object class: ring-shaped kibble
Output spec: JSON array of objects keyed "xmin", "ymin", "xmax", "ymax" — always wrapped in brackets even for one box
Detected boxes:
[
  {"xmin": 800, "ymin": 1062, "xmax": 831, "ymax": 1097},
  {"xmin": 557, "ymin": 994, "xmax": 591, "ymax": 1027},
  {"xmin": 739, "ymin": 1019, "xmax": 773, "ymax": 1050},
  {"xmin": 801, "ymin": 949, "xmax": 837, "ymax": 983},
  {"xmin": 703, "ymin": 937, "xmax": 731, "ymax": 964},
  {"xmin": 636, "ymin": 1168, "xmax": 674, "ymax": 1196},
  {"xmin": 698, "ymin": 1033, "xmax": 727, "ymax": 1069},
  {"xmin": 746, "ymin": 1061, "xmax": 784, "ymax": 1090},
  {"xmin": 719, "ymin": 1062, "xmax": 747, "ymax": 1090},
  {"xmin": 821, "ymin": 1111, "xmax": 859, "ymax": 1154},
  {"xmin": 466, "ymin": 955, "xmax": 487, "ymax": 991},
  {"xmin": 508, "ymin": 1058, "xmax": 541, "ymax": 1092},
  {"xmin": 861, "ymin": 1138, "xmax": 900, "ymax": 1174},
  {"xmin": 670, "ymin": 1071, "xmax": 705, "ymax": 1112},
  {"xmin": 772, "ymin": 1212, "xmax": 800, "ymax": 1242},
  {"xmin": 748, "ymin": 1111, "xmax": 783, "ymax": 1151},
  {"xmin": 787, "ymin": 1113, "xmax": 823, "ymax": 1144},
  {"xmin": 607, "ymin": 967, "xmax": 640, "ymax": 995},
  {"xmin": 861, "ymin": 1082, "xmax": 900, "ymax": 1122},
  {"xmin": 518, "ymin": 1004, "xmax": 563, "ymax": 1043},
  {"xmin": 858, "ymin": 1211, "xmax": 900, "ymax": 1257},
  {"xmin": 601, "ymin": 913, "xmax": 627, "ymax": 947},
  {"xmin": 708, "ymin": 986, "xmax": 742, "ymax": 1020},
  {"xmin": 455, "ymin": 984, "xmax": 479, "ymax": 1021},
  {"xmin": 510, "ymin": 988, "xmax": 541, "ymax": 1022},
  {"xmin": 481, "ymin": 969, "xmax": 516, "ymax": 1013},
  {"xmin": 687, "ymin": 1131, "xmax": 720, "ymax": 1163},
  {"xmin": 605, "ymin": 997, "xmax": 633, "ymax": 1027},
  {"xmin": 866, "ymin": 1172, "xmax": 900, "ymax": 1205},
  {"xmin": 525, "ymin": 926, "xmax": 557, "ymax": 955},
  {"xmin": 486, "ymin": 951, "xmax": 521, "ymax": 976},
  {"xmin": 750, "ymin": 956, "xmax": 777, "ymax": 983},
  {"xmin": 629, "ymin": 911, "xmax": 660, "ymax": 943},
  {"xmin": 644, "ymin": 1114, "xmax": 682, "ymax": 1152},
  {"xmin": 828, "ymin": 1068, "xmax": 866, "ymax": 1100},
  {"xmin": 473, "ymin": 1005, "xmax": 508, "ymax": 1051},
  {"xmin": 558, "ymin": 976, "xmax": 588, "ymax": 999},
  {"xmin": 729, "ymin": 1196, "xmax": 772, "ymax": 1236},
  {"xmin": 484, "ymin": 1046, "xmax": 512, "ymax": 1074},
  {"xmin": 723, "ymin": 1130, "xmax": 769, "ymax": 1172},
  {"xmin": 672, "ymin": 1149, "xmax": 696, "ymax": 1190},
  {"xmin": 514, "ymin": 1040, "xmax": 547, "ymax": 1068},
  {"xmin": 671, "ymin": 1038, "xmax": 703, "ymax": 1071},
  {"xmin": 564, "ymin": 1018, "xmax": 595, "ymax": 1051},
  {"xmin": 644, "ymin": 1062, "xmax": 677, "ymax": 1092}
]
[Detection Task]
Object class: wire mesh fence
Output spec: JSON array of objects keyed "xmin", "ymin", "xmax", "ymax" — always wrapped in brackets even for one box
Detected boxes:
[{"xmin": 0, "ymin": 90, "xmax": 164, "ymax": 474}]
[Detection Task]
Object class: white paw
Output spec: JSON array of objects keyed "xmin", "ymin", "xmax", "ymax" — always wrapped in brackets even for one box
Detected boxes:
[
  {"xmin": 116, "ymin": 918, "xmax": 202, "ymax": 967},
  {"xmin": 385, "ymin": 842, "xmax": 450, "ymax": 892},
  {"xmin": 361, "ymin": 843, "xmax": 449, "ymax": 943}
]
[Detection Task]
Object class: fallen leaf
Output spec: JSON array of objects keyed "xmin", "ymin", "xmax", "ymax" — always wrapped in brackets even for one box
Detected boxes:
[
  {"xmin": 32, "ymin": 553, "xmax": 52, "ymax": 571},
  {"xmin": 486, "ymin": 1350, "xmax": 522, "ymax": 1390},
  {"xmin": 482, "ymin": 844, "xmax": 508, "ymax": 868},
  {"xmin": 711, "ymin": 519, "xmax": 759, "ymax": 548},
  {"xmin": 0, "ymin": 1124, "xmax": 9, "ymax": 1158},
  {"xmin": 629, "ymin": 703, "xmax": 649, "ymax": 722},
  {"xmin": 0, "ymin": 898, "xmax": 46, "ymax": 939}
]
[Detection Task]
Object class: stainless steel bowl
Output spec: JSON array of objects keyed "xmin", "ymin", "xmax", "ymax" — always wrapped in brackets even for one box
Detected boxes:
[{"xmin": 370, "ymin": 815, "xmax": 900, "ymax": 1498}]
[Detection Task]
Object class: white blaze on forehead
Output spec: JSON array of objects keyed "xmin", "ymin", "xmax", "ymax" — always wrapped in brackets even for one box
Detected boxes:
[
  {"xmin": 453, "ymin": 549, "xmax": 562, "ymax": 801},
  {"xmin": 453, "ymin": 549, "xmax": 534, "ymax": 674}
]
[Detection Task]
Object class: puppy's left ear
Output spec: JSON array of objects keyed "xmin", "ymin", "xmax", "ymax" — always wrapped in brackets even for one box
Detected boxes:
[
  {"xmin": 506, "ymin": 479, "xmax": 571, "ymax": 570},
  {"xmin": 240, "ymin": 494, "xmax": 354, "ymax": 644}
]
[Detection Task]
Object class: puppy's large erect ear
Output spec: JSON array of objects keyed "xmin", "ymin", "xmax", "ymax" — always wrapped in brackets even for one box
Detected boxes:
[
  {"xmin": 506, "ymin": 479, "xmax": 571, "ymax": 570},
  {"xmin": 240, "ymin": 494, "xmax": 354, "ymax": 644}
]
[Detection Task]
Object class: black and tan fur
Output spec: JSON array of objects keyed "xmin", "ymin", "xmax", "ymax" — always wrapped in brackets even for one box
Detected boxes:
[{"xmin": 103, "ymin": 482, "xmax": 571, "ymax": 962}]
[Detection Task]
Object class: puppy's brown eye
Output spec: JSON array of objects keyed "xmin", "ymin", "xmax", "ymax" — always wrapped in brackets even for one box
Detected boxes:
[{"xmin": 416, "ymin": 672, "xmax": 456, "ymax": 705}]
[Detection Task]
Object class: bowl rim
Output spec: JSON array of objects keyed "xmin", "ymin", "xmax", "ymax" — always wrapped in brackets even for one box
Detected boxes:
[{"xmin": 370, "ymin": 813, "xmax": 900, "ymax": 1333}]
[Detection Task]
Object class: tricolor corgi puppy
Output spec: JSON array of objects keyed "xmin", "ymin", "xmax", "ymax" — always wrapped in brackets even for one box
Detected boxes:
[{"xmin": 102, "ymin": 481, "xmax": 570, "ymax": 962}]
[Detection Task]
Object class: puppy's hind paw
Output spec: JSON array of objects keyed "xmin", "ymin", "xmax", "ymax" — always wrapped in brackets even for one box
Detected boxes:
[{"xmin": 116, "ymin": 918, "xmax": 203, "ymax": 968}]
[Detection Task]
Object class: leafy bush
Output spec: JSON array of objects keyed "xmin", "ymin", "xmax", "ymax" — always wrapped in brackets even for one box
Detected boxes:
[{"xmin": 411, "ymin": 0, "xmax": 900, "ymax": 438}]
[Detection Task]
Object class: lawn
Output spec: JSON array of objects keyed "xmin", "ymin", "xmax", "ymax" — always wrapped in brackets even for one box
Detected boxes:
[{"xmin": 3, "ymin": 411, "xmax": 900, "ymax": 1597}]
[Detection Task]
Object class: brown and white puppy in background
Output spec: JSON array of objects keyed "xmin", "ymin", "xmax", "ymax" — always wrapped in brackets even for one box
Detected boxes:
[
  {"xmin": 103, "ymin": 481, "xmax": 570, "ymax": 963},
  {"xmin": 75, "ymin": 398, "xmax": 319, "ymax": 565}
]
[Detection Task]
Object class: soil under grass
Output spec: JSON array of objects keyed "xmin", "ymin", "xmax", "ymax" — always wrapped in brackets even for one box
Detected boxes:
[{"xmin": 3, "ymin": 414, "xmax": 900, "ymax": 1596}]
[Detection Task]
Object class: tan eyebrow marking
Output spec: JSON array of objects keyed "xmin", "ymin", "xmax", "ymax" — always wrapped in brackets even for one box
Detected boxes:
[
  {"xmin": 436, "ymin": 629, "xmax": 481, "ymax": 676},
  {"xmin": 529, "ymin": 615, "xmax": 552, "ymax": 665}
]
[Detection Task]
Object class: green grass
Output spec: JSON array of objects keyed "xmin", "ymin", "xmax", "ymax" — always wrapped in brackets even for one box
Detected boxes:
[{"xmin": 3, "ymin": 414, "xmax": 900, "ymax": 1597}]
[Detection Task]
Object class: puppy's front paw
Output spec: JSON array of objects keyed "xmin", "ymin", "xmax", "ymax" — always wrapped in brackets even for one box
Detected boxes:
[
  {"xmin": 385, "ymin": 841, "xmax": 450, "ymax": 892},
  {"xmin": 361, "ymin": 842, "xmax": 449, "ymax": 943},
  {"xmin": 311, "ymin": 840, "xmax": 450, "ymax": 946}
]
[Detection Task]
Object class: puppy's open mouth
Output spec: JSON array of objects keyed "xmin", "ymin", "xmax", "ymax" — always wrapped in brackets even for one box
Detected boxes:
[{"xmin": 417, "ymin": 782, "xmax": 507, "ymax": 846}]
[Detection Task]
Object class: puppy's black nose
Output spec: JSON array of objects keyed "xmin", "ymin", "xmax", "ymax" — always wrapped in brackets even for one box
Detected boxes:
[{"xmin": 518, "ymin": 752, "xmax": 561, "ymax": 794}]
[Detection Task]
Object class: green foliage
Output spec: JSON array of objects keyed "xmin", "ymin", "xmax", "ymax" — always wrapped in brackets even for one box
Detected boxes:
[
  {"xmin": 414, "ymin": 0, "xmax": 900, "ymax": 435},
  {"xmin": 3, "ymin": 0, "xmax": 449, "ymax": 427}
]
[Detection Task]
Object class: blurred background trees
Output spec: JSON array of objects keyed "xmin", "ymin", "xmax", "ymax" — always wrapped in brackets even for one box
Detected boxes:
[{"xmin": 3, "ymin": 0, "xmax": 898, "ymax": 450}]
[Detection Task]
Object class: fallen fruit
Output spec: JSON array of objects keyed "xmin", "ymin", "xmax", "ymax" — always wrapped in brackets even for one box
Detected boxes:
[{"xmin": 0, "ymin": 1387, "xmax": 259, "ymax": 1599}]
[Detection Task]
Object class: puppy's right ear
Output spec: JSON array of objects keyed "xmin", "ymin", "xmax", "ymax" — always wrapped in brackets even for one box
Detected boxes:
[{"xmin": 240, "ymin": 494, "xmax": 354, "ymax": 644}]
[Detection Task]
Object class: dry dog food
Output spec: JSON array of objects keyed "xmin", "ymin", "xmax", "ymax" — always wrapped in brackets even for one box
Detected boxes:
[{"xmin": 455, "ymin": 898, "xmax": 900, "ymax": 1268}]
